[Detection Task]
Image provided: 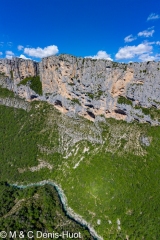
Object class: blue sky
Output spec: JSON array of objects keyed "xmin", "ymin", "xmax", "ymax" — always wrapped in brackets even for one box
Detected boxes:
[{"xmin": 0, "ymin": 0, "xmax": 160, "ymax": 62}]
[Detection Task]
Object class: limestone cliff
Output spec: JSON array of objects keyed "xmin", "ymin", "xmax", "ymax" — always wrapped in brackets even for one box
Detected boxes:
[
  {"xmin": 0, "ymin": 58, "xmax": 39, "ymax": 84},
  {"xmin": 1, "ymin": 54, "xmax": 160, "ymax": 125},
  {"xmin": 0, "ymin": 58, "xmax": 39, "ymax": 100}
]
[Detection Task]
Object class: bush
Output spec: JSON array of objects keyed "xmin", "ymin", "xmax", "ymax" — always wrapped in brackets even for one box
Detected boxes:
[
  {"xmin": 71, "ymin": 98, "xmax": 81, "ymax": 105},
  {"xmin": 95, "ymin": 90, "xmax": 103, "ymax": 99},
  {"xmin": 117, "ymin": 96, "xmax": 132, "ymax": 106},
  {"xmin": 18, "ymin": 76, "xmax": 42, "ymax": 95},
  {"xmin": 86, "ymin": 92, "xmax": 94, "ymax": 99},
  {"xmin": 10, "ymin": 70, "xmax": 13, "ymax": 79},
  {"xmin": 0, "ymin": 86, "xmax": 15, "ymax": 98}
]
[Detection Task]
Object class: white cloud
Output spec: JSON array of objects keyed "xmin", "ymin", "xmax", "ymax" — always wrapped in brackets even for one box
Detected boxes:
[
  {"xmin": 18, "ymin": 45, "xmax": 24, "ymax": 51},
  {"xmin": 0, "ymin": 52, "xmax": 3, "ymax": 56},
  {"xmin": 85, "ymin": 50, "xmax": 113, "ymax": 61},
  {"xmin": 6, "ymin": 50, "xmax": 14, "ymax": 55},
  {"xmin": 19, "ymin": 54, "xmax": 31, "ymax": 60},
  {"xmin": 139, "ymin": 53, "xmax": 160, "ymax": 62},
  {"xmin": 5, "ymin": 50, "xmax": 14, "ymax": 59},
  {"xmin": 0, "ymin": 42, "xmax": 4, "ymax": 47},
  {"xmin": 138, "ymin": 28, "xmax": 155, "ymax": 37},
  {"xmin": 147, "ymin": 13, "xmax": 160, "ymax": 21},
  {"xmin": 124, "ymin": 34, "xmax": 137, "ymax": 43},
  {"xmin": 115, "ymin": 43, "xmax": 152, "ymax": 60},
  {"xmin": 24, "ymin": 45, "xmax": 59, "ymax": 58},
  {"xmin": 7, "ymin": 42, "xmax": 13, "ymax": 47},
  {"xmin": 146, "ymin": 41, "xmax": 155, "ymax": 45},
  {"xmin": 6, "ymin": 55, "xmax": 13, "ymax": 59},
  {"xmin": 156, "ymin": 41, "xmax": 160, "ymax": 45}
]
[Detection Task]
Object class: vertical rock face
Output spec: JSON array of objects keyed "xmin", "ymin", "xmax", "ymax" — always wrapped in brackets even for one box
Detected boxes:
[
  {"xmin": 0, "ymin": 58, "xmax": 39, "ymax": 84},
  {"xmin": 1, "ymin": 55, "xmax": 160, "ymax": 124},
  {"xmin": 126, "ymin": 61, "xmax": 160, "ymax": 107},
  {"xmin": 40, "ymin": 55, "xmax": 160, "ymax": 123},
  {"xmin": 39, "ymin": 55, "xmax": 135, "ymax": 120}
]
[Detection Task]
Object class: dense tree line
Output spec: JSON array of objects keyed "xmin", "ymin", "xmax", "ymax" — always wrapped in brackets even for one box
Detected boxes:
[{"xmin": 0, "ymin": 183, "xmax": 93, "ymax": 239}]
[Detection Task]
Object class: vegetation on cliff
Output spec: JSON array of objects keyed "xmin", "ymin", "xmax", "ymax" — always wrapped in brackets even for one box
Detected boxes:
[
  {"xmin": 0, "ymin": 86, "xmax": 15, "ymax": 98},
  {"xmin": 18, "ymin": 76, "xmax": 42, "ymax": 95},
  {"xmin": 117, "ymin": 96, "xmax": 133, "ymax": 106}
]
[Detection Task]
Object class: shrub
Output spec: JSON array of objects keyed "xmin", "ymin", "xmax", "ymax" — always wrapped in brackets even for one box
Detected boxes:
[
  {"xmin": 10, "ymin": 70, "xmax": 13, "ymax": 79},
  {"xmin": 112, "ymin": 62, "xmax": 118, "ymax": 68},
  {"xmin": 117, "ymin": 96, "xmax": 132, "ymax": 106},
  {"xmin": 18, "ymin": 76, "xmax": 42, "ymax": 95},
  {"xmin": 95, "ymin": 90, "xmax": 103, "ymax": 99},
  {"xmin": 0, "ymin": 72, "xmax": 5, "ymax": 77},
  {"xmin": 68, "ymin": 82, "xmax": 75, "ymax": 86},
  {"xmin": 86, "ymin": 92, "xmax": 94, "ymax": 99},
  {"xmin": 0, "ymin": 86, "xmax": 15, "ymax": 98},
  {"xmin": 141, "ymin": 107, "xmax": 150, "ymax": 115},
  {"xmin": 71, "ymin": 98, "xmax": 81, "ymax": 105}
]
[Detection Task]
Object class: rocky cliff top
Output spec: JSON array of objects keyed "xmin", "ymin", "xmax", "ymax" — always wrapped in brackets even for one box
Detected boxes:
[{"xmin": 1, "ymin": 54, "xmax": 160, "ymax": 125}]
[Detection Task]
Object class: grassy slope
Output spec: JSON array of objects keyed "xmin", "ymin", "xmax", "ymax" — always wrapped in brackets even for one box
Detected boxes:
[{"xmin": 0, "ymin": 86, "xmax": 160, "ymax": 239}]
